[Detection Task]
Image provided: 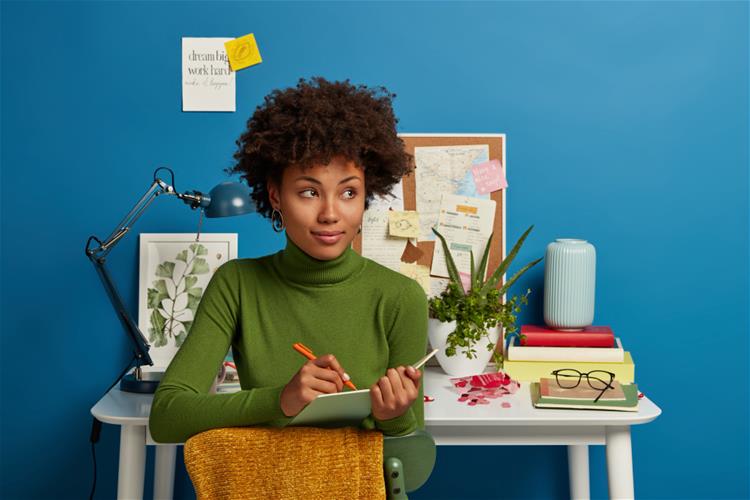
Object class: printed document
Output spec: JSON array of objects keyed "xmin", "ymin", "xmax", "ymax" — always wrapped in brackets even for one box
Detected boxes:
[{"xmin": 430, "ymin": 194, "xmax": 496, "ymax": 279}]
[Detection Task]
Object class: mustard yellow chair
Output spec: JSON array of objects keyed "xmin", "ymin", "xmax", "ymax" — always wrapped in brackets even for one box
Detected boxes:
[{"xmin": 184, "ymin": 426, "xmax": 436, "ymax": 500}]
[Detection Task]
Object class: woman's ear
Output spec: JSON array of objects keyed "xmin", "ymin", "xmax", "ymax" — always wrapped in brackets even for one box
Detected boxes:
[{"xmin": 267, "ymin": 180, "xmax": 280, "ymax": 210}]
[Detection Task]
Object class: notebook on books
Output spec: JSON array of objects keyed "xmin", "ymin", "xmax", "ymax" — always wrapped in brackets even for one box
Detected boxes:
[{"xmin": 531, "ymin": 381, "xmax": 639, "ymax": 412}]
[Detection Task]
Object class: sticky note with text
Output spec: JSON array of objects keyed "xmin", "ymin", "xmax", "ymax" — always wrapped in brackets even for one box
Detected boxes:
[
  {"xmin": 224, "ymin": 33, "xmax": 262, "ymax": 71},
  {"xmin": 471, "ymin": 159, "xmax": 507, "ymax": 195}
]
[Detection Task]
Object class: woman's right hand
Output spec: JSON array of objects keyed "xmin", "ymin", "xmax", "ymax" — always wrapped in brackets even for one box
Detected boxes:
[{"xmin": 280, "ymin": 354, "xmax": 350, "ymax": 417}]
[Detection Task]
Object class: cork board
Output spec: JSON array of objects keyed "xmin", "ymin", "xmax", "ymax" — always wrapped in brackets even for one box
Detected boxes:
[{"xmin": 353, "ymin": 134, "xmax": 506, "ymax": 289}]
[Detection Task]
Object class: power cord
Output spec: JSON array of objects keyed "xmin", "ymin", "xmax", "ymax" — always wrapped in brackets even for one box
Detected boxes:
[{"xmin": 89, "ymin": 355, "xmax": 137, "ymax": 500}]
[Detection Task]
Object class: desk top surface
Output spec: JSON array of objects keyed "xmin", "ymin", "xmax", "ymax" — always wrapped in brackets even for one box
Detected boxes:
[{"xmin": 91, "ymin": 367, "xmax": 661, "ymax": 427}]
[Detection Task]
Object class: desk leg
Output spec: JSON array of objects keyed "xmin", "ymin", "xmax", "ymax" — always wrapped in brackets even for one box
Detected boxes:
[
  {"xmin": 153, "ymin": 445, "xmax": 177, "ymax": 500},
  {"xmin": 605, "ymin": 425, "xmax": 634, "ymax": 499},
  {"xmin": 118, "ymin": 425, "xmax": 146, "ymax": 500},
  {"xmin": 567, "ymin": 445, "xmax": 590, "ymax": 499}
]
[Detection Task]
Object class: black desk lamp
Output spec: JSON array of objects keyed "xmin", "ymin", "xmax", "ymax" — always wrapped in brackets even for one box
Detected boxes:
[{"xmin": 85, "ymin": 167, "xmax": 254, "ymax": 393}]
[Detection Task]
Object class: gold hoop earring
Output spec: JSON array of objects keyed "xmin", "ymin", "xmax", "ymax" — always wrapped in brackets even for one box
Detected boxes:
[{"xmin": 271, "ymin": 208, "xmax": 285, "ymax": 233}]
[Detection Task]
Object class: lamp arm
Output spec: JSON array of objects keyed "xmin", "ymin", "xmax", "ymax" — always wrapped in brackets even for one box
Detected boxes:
[
  {"xmin": 87, "ymin": 178, "xmax": 173, "ymax": 260},
  {"xmin": 84, "ymin": 169, "xmax": 183, "ymax": 379},
  {"xmin": 90, "ymin": 257, "xmax": 154, "ymax": 369}
]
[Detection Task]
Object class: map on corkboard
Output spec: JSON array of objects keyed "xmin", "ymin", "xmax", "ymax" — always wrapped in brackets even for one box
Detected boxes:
[{"xmin": 352, "ymin": 134, "xmax": 506, "ymax": 298}]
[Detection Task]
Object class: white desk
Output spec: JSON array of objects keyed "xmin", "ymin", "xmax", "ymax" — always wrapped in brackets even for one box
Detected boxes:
[{"xmin": 91, "ymin": 366, "xmax": 661, "ymax": 500}]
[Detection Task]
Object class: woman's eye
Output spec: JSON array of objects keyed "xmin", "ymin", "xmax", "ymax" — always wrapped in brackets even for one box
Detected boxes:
[
  {"xmin": 300, "ymin": 189, "xmax": 317, "ymax": 198},
  {"xmin": 342, "ymin": 189, "xmax": 357, "ymax": 199}
]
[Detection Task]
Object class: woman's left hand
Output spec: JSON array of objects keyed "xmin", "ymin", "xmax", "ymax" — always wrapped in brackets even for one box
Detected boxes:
[{"xmin": 370, "ymin": 365, "xmax": 421, "ymax": 421}]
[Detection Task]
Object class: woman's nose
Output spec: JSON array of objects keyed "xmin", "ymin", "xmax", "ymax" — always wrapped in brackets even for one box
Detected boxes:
[{"xmin": 318, "ymin": 197, "xmax": 340, "ymax": 223}]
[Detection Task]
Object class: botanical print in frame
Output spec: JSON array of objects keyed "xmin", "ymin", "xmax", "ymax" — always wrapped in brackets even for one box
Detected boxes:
[{"xmin": 138, "ymin": 233, "xmax": 238, "ymax": 369}]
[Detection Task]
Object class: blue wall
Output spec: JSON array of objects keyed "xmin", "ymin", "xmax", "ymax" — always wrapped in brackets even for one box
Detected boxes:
[{"xmin": 2, "ymin": 1, "xmax": 748, "ymax": 499}]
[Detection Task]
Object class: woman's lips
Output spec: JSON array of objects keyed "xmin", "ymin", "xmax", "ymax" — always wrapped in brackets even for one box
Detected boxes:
[{"xmin": 312, "ymin": 231, "xmax": 344, "ymax": 244}]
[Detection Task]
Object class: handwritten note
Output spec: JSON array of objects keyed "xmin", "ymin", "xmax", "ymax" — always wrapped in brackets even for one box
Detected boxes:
[
  {"xmin": 399, "ymin": 263, "xmax": 431, "ymax": 295},
  {"xmin": 362, "ymin": 211, "xmax": 406, "ymax": 272},
  {"xmin": 182, "ymin": 38, "xmax": 235, "ymax": 112},
  {"xmin": 388, "ymin": 211, "xmax": 420, "ymax": 238},
  {"xmin": 361, "ymin": 180, "xmax": 407, "ymax": 272},
  {"xmin": 471, "ymin": 159, "xmax": 507, "ymax": 195},
  {"xmin": 224, "ymin": 33, "xmax": 263, "ymax": 71}
]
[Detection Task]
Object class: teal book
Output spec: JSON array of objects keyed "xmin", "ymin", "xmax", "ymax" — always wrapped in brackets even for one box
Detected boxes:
[{"xmin": 530, "ymin": 382, "xmax": 640, "ymax": 412}]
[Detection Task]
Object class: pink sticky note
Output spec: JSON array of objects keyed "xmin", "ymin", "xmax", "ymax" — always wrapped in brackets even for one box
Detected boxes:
[
  {"xmin": 459, "ymin": 271, "xmax": 472, "ymax": 292},
  {"xmin": 471, "ymin": 159, "xmax": 507, "ymax": 195}
]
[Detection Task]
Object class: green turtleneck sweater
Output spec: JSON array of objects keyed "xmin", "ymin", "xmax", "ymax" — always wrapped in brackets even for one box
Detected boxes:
[{"xmin": 149, "ymin": 235, "xmax": 428, "ymax": 443}]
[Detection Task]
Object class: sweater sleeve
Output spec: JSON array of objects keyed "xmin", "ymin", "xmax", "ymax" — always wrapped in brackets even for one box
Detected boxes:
[
  {"xmin": 370, "ymin": 279, "xmax": 428, "ymax": 436},
  {"xmin": 149, "ymin": 260, "xmax": 292, "ymax": 444}
]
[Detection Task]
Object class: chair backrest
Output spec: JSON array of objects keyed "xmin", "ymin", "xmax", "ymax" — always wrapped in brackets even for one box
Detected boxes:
[{"xmin": 383, "ymin": 430, "xmax": 437, "ymax": 493}]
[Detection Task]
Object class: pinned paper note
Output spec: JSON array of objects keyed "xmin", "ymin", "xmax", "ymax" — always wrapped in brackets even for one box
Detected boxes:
[
  {"xmin": 429, "ymin": 277, "xmax": 450, "ymax": 299},
  {"xmin": 224, "ymin": 34, "xmax": 262, "ymax": 71},
  {"xmin": 182, "ymin": 38, "xmax": 236, "ymax": 112},
  {"xmin": 388, "ymin": 211, "xmax": 420, "ymax": 238},
  {"xmin": 471, "ymin": 159, "xmax": 507, "ymax": 195},
  {"xmin": 399, "ymin": 263, "xmax": 431, "ymax": 295},
  {"xmin": 361, "ymin": 180, "xmax": 404, "ymax": 272},
  {"xmin": 431, "ymin": 194, "xmax": 496, "ymax": 279},
  {"xmin": 459, "ymin": 271, "xmax": 472, "ymax": 293},
  {"xmin": 400, "ymin": 240, "xmax": 424, "ymax": 264}
]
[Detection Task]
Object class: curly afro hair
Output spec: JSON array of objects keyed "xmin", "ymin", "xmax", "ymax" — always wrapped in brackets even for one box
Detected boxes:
[{"xmin": 226, "ymin": 76, "xmax": 413, "ymax": 219}]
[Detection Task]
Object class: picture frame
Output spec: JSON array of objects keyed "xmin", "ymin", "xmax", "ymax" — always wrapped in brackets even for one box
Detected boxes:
[{"xmin": 138, "ymin": 233, "xmax": 238, "ymax": 369}]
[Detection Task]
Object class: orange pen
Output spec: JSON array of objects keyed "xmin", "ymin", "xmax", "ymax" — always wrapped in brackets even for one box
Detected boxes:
[{"xmin": 292, "ymin": 342, "xmax": 357, "ymax": 390}]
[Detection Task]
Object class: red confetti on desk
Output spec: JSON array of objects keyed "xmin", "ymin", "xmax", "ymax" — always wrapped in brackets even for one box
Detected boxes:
[{"xmin": 424, "ymin": 395, "xmax": 435, "ymax": 402}]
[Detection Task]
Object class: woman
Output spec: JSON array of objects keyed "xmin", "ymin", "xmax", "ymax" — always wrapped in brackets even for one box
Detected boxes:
[{"xmin": 149, "ymin": 77, "xmax": 428, "ymax": 443}]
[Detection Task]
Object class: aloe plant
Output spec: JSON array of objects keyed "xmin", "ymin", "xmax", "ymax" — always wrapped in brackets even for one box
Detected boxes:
[{"xmin": 429, "ymin": 225, "xmax": 543, "ymax": 365}]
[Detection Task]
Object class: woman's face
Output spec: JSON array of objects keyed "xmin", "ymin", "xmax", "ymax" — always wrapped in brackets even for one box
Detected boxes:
[{"xmin": 267, "ymin": 156, "xmax": 365, "ymax": 261}]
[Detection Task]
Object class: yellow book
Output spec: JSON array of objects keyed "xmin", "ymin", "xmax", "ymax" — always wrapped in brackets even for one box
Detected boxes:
[{"xmin": 503, "ymin": 351, "xmax": 635, "ymax": 383}]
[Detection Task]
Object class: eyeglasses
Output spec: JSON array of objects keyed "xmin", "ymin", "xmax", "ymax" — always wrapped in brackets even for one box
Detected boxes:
[{"xmin": 550, "ymin": 369, "xmax": 616, "ymax": 403}]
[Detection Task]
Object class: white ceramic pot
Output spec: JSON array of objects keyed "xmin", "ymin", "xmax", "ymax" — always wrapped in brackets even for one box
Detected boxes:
[{"xmin": 427, "ymin": 318, "xmax": 500, "ymax": 377}]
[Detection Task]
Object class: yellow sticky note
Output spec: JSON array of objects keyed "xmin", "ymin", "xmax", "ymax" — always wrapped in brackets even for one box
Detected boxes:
[
  {"xmin": 224, "ymin": 34, "xmax": 262, "ymax": 71},
  {"xmin": 388, "ymin": 210, "xmax": 420, "ymax": 238},
  {"xmin": 399, "ymin": 263, "xmax": 431, "ymax": 295}
]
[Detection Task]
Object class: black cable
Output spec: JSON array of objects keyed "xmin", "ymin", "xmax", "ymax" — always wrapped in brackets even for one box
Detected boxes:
[{"xmin": 89, "ymin": 354, "xmax": 137, "ymax": 500}]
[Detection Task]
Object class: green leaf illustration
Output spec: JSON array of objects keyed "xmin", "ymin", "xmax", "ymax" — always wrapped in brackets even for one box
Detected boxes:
[
  {"xmin": 146, "ymin": 283, "xmax": 168, "ymax": 309},
  {"xmin": 187, "ymin": 294, "xmax": 201, "ymax": 315},
  {"xmin": 148, "ymin": 308, "xmax": 167, "ymax": 347},
  {"xmin": 146, "ymin": 244, "xmax": 210, "ymax": 349},
  {"xmin": 184, "ymin": 275, "xmax": 198, "ymax": 290},
  {"xmin": 155, "ymin": 261, "xmax": 176, "ymax": 279},
  {"xmin": 190, "ymin": 257, "xmax": 209, "ymax": 275},
  {"xmin": 152, "ymin": 279, "xmax": 168, "ymax": 295},
  {"xmin": 189, "ymin": 243, "xmax": 208, "ymax": 256}
]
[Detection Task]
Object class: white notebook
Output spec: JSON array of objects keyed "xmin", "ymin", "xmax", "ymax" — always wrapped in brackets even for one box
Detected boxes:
[
  {"xmin": 287, "ymin": 349, "xmax": 438, "ymax": 427},
  {"xmin": 288, "ymin": 389, "xmax": 372, "ymax": 427}
]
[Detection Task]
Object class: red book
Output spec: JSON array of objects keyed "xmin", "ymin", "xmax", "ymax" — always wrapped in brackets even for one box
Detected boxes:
[{"xmin": 519, "ymin": 325, "xmax": 615, "ymax": 347}]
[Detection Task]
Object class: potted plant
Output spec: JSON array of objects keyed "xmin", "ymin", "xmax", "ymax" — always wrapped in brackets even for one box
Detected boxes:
[{"xmin": 428, "ymin": 225, "xmax": 542, "ymax": 376}]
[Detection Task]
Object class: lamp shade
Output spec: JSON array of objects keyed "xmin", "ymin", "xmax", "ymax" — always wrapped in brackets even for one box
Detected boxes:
[{"xmin": 203, "ymin": 182, "xmax": 255, "ymax": 218}]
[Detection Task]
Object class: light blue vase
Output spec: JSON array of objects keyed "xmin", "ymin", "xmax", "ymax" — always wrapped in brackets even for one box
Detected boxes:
[{"xmin": 543, "ymin": 239, "xmax": 596, "ymax": 331}]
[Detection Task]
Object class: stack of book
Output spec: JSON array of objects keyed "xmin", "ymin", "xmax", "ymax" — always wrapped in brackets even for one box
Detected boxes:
[{"xmin": 502, "ymin": 325, "xmax": 635, "ymax": 383}]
